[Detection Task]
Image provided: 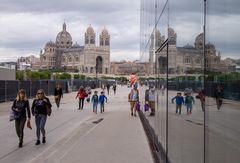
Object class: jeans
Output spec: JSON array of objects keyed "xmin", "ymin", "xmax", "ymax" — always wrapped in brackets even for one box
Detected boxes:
[
  {"xmin": 93, "ymin": 102, "xmax": 98, "ymax": 113},
  {"xmin": 79, "ymin": 98, "xmax": 85, "ymax": 109},
  {"xmin": 35, "ymin": 114, "xmax": 47, "ymax": 140},
  {"xmin": 15, "ymin": 116, "xmax": 26, "ymax": 143},
  {"xmin": 185, "ymin": 103, "xmax": 193, "ymax": 114}
]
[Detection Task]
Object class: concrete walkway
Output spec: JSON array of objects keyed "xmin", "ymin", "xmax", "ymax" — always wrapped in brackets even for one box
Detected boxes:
[{"xmin": 0, "ymin": 86, "xmax": 153, "ymax": 163}]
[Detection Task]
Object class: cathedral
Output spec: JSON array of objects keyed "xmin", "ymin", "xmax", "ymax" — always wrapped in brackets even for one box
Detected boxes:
[
  {"xmin": 39, "ymin": 22, "xmax": 110, "ymax": 75},
  {"xmin": 149, "ymin": 27, "xmax": 233, "ymax": 75}
]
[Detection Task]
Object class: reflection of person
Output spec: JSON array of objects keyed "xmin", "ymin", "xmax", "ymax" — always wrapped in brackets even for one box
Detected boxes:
[
  {"xmin": 196, "ymin": 89, "xmax": 205, "ymax": 112},
  {"xmin": 99, "ymin": 91, "xmax": 108, "ymax": 113},
  {"xmin": 113, "ymin": 84, "xmax": 117, "ymax": 95},
  {"xmin": 31, "ymin": 89, "xmax": 52, "ymax": 145},
  {"xmin": 145, "ymin": 86, "xmax": 155, "ymax": 116},
  {"xmin": 172, "ymin": 92, "xmax": 184, "ymax": 115},
  {"xmin": 214, "ymin": 85, "xmax": 224, "ymax": 110},
  {"xmin": 106, "ymin": 83, "xmax": 110, "ymax": 95},
  {"xmin": 11, "ymin": 89, "xmax": 31, "ymax": 148},
  {"xmin": 185, "ymin": 93, "xmax": 195, "ymax": 115},
  {"xmin": 76, "ymin": 86, "xmax": 88, "ymax": 110},
  {"xmin": 128, "ymin": 85, "xmax": 139, "ymax": 117},
  {"xmin": 129, "ymin": 73, "xmax": 138, "ymax": 87},
  {"xmin": 54, "ymin": 84, "xmax": 63, "ymax": 109},
  {"xmin": 91, "ymin": 91, "xmax": 99, "ymax": 113}
]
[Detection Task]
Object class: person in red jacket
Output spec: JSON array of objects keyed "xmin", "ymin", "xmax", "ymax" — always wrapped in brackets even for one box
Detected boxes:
[{"xmin": 76, "ymin": 86, "xmax": 88, "ymax": 110}]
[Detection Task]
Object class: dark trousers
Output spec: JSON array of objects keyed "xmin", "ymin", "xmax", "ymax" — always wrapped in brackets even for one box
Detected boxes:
[
  {"xmin": 55, "ymin": 96, "xmax": 61, "ymax": 108},
  {"xmin": 15, "ymin": 117, "xmax": 26, "ymax": 143},
  {"xmin": 79, "ymin": 98, "xmax": 85, "ymax": 109},
  {"xmin": 100, "ymin": 102, "xmax": 105, "ymax": 113}
]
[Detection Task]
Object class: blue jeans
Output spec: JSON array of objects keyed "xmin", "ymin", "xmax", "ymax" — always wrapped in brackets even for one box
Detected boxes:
[
  {"xmin": 35, "ymin": 114, "xmax": 47, "ymax": 140},
  {"xmin": 185, "ymin": 103, "xmax": 192, "ymax": 113},
  {"xmin": 93, "ymin": 102, "xmax": 98, "ymax": 113}
]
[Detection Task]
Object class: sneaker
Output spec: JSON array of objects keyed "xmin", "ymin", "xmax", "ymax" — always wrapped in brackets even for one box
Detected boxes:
[
  {"xmin": 149, "ymin": 113, "xmax": 155, "ymax": 116},
  {"xmin": 134, "ymin": 113, "xmax": 137, "ymax": 117},
  {"xmin": 42, "ymin": 137, "xmax": 46, "ymax": 144},
  {"xmin": 131, "ymin": 112, "xmax": 133, "ymax": 116},
  {"xmin": 35, "ymin": 140, "xmax": 41, "ymax": 145}
]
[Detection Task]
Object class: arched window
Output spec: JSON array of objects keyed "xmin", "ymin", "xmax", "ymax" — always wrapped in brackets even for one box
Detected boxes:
[
  {"xmin": 85, "ymin": 67, "xmax": 88, "ymax": 73},
  {"xmin": 62, "ymin": 57, "xmax": 66, "ymax": 63},
  {"xmin": 105, "ymin": 38, "xmax": 109, "ymax": 46},
  {"xmin": 68, "ymin": 56, "xmax": 72, "ymax": 62},
  {"xmin": 75, "ymin": 56, "xmax": 79, "ymax": 62},
  {"xmin": 184, "ymin": 58, "xmax": 191, "ymax": 64},
  {"xmin": 195, "ymin": 58, "xmax": 201, "ymax": 64},
  {"xmin": 90, "ymin": 36, "xmax": 95, "ymax": 44},
  {"xmin": 90, "ymin": 67, "xmax": 94, "ymax": 73}
]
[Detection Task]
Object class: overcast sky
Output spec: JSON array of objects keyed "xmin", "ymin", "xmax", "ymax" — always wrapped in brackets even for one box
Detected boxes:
[
  {"xmin": 0, "ymin": 0, "xmax": 140, "ymax": 62},
  {"xmin": 0, "ymin": 0, "xmax": 239, "ymax": 63}
]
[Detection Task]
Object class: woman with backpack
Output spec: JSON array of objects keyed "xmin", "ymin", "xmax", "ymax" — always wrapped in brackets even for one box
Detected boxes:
[
  {"xmin": 31, "ymin": 89, "xmax": 52, "ymax": 145},
  {"xmin": 11, "ymin": 89, "xmax": 31, "ymax": 148}
]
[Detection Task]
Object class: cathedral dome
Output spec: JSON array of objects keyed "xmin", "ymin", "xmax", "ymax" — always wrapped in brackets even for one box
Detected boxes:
[
  {"xmin": 195, "ymin": 33, "xmax": 204, "ymax": 50},
  {"xmin": 86, "ymin": 25, "xmax": 95, "ymax": 35},
  {"xmin": 56, "ymin": 22, "xmax": 72, "ymax": 48},
  {"xmin": 45, "ymin": 40, "xmax": 56, "ymax": 47},
  {"xmin": 155, "ymin": 29, "xmax": 161, "ymax": 37},
  {"xmin": 101, "ymin": 28, "xmax": 109, "ymax": 36}
]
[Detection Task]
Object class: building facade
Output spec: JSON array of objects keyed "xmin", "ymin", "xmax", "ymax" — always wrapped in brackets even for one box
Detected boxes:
[
  {"xmin": 150, "ymin": 28, "xmax": 235, "ymax": 75},
  {"xmin": 110, "ymin": 60, "xmax": 150, "ymax": 75},
  {"xmin": 40, "ymin": 23, "xmax": 110, "ymax": 75}
]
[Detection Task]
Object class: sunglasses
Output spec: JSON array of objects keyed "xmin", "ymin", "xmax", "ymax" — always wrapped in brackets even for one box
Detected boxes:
[{"xmin": 37, "ymin": 92, "xmax": 43, "ymax": 95}]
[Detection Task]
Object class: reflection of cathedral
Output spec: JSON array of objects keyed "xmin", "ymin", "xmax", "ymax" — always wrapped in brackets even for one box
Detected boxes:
[
  {"xmin": 40, "ymin": 22, "xmax": 110, "ymax": 74},
  {"xmin": 150, "ymin": 28, "xmax": 232, "ymax": 74}
]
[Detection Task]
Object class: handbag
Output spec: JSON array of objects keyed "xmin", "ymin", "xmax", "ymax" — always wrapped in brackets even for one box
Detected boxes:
[
  {"xmin": 9, "ymin": 110, "xmax": 15, "ymax": 121},
  {"xmin": 46, "ymin": 104, "xmax": 52, "ymax": 116},
  {"xmin": 136, "ymin": 102, "xmax": 141, "ymax": 111},
  {"xmin": 27, "ymin": 119, "xmax": 32, "ymax": 129},
  {"xmin": 144, "ymin": 103, "xmax": 150, "ymax": 112}
]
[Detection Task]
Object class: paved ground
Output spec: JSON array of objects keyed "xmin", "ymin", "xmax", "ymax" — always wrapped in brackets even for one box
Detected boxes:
[{"xmin": 0, "ymin": 86, "xmax": 153, "ymax": 163}]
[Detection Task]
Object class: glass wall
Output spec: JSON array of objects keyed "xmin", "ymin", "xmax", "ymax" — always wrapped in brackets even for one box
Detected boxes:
[
  {"xmin": 140, "ymin": 0, "xmax": 240, "ymax": 163},
  {"xmin": 205, "ymin": 0, "xmax": 240, "ymax": 163}
]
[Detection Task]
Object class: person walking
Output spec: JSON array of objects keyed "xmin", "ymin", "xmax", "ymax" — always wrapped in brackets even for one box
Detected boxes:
[
  {"xmin": 76, "ymin": 86, "xmax": 88, "ymax": 110},
  {"xmin": 185, "ymin": 92, "xmax": 195, "ymax": 115},
  {"xmin": 214, "ymin": 85, "xmax": 224, "ymax": 110},
  {"xmin": 11, "ymin": 89, "xmax": 31, "ymax": 148},
  {"xmin": 106, "ymin": 83, "xmax": 110, "ymax": 95},
  {"xmin": 54, "ymin": 83, "xmax": 63, "ymax": 109},
  {"xmin": 145, "ymin": 86, "xmax": 156, "ymax": 116},
  {"xmin": 196, "ymin": 89, "xmax": 205, "ymax": 112},
  {"xmin": 128, "ymin": 84, "xmax": 139, "ymax": 117},
  {"xmin": 31, "ymin": 89, "xmax": 52, "ymax": 145},
  {"xmin": 172, "ymin": 92, "xmax": 184, "ymax": 115},
  {"xmin": 113, "ymin": 84, "xmax": 117, "ymax": 95},
  {"xmin": 91, "ymin": 91, "xmax": 99, "ymax": 114},
  {"xmin": 99, "ymin": 91, "xmax": 108, "ymax": 113}
]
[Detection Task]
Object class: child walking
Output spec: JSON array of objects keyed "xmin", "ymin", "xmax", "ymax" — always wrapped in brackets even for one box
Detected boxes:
[
  {"xmin": 99, "ymin": 91, "xmax": 108, "ymax": 113},
  {"xmin": 91, "ymin": 91, "xmax": 99, "ymax": 113},
  {"xmin": 172, "ymin": 92, "xmax": 184, "ymax": 115},
  {"xmin": 185, "ymin": 92, "xmax": 195, "ymax": 115}
]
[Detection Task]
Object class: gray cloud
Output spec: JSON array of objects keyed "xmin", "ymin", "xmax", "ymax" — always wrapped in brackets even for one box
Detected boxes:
[{"xmin": 0, "ymin": 0, "xmax": 140, "ymax": 62}]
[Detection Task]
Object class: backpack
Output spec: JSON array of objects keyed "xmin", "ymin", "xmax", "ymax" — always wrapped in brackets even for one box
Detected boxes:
[{"xmin": 185, "ymin": 96, "xmax": 192, "ymax": 103}]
